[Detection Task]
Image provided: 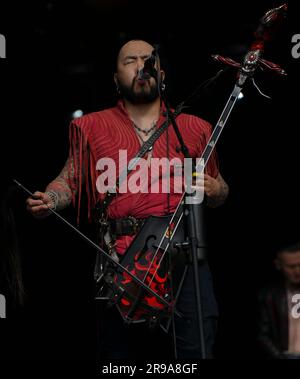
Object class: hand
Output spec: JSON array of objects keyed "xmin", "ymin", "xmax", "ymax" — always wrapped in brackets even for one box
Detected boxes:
[
  {"xmin": 186, "ymin": 173, "xmax": 228, "ymax": 208},
  {"xmin": 203, "ymin": 174, "xmax": 221, "ymax": 198},
  {"xmin": 186, "ymin": 174, "xmax": 220, "ymax": 198},
  {"xmin": 26, "ymin": 191, "xmax": 53, "ymax": 219}
]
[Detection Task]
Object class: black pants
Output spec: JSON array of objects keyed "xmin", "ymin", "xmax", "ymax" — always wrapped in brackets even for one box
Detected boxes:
[{"xmin": 97, "ymin": 262, "xmax": 218, "ymax": 360}]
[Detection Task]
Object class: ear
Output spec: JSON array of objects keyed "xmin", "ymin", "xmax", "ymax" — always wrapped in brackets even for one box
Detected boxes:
[
  {"xmin": 114, "ymin": 73, "xmax": 119, "ymax": 87},
  {"xmin": 160, "ymin": 69, "xmax": 165, "ymax": 82}
]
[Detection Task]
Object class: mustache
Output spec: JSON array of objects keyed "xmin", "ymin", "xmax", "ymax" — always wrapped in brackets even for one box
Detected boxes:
[
  {"xmin": 130, "ymin": 76, "xmax": 151, "ymax": 91},
  {"xmin": 133, "ymin": 75, "xmax": 150, "ymax": 84}
]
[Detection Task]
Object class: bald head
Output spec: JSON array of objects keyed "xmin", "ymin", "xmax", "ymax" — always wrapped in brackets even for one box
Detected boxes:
[
  {"xmin": 114, "ymin": 39, "xmax": 164, "ymax": 105},
  {"xmin": 117, "ymin": 40, "xmax": 155, "ymax": 66}
]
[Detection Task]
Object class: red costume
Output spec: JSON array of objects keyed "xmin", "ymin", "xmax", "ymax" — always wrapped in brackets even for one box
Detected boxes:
[{"xmin": 69, "ymin": 100, "xmax": 218, "ymax": 254}]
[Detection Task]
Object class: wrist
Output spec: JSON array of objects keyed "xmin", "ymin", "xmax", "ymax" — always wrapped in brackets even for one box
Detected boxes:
[{"xmin": 45, "ymin": 190, "xmax": 58, "ymax": 211}]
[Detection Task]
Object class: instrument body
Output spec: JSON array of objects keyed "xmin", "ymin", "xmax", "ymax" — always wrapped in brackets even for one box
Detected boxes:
[{"xmin": 96, "ymin": 214, "xmax": 188, "ymax": 326}]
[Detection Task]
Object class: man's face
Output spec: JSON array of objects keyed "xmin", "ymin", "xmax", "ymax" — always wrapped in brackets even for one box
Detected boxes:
[
  {"xmin": 277, "ymin": 251, "xmax": 300, "ymax": 286},
  {"xmin": 115, "ymin": 40, "xmax": 162, "ymax": 104}
]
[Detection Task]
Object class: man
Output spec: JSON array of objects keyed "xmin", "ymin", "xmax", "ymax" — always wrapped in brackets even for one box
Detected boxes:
[
  {"xmin": 258, "ymin": 242, "xmax": 300, "ymax": 358},
  {"xmin": 26, "ymin": 40, "xmax": 229, "ymax": 359}
]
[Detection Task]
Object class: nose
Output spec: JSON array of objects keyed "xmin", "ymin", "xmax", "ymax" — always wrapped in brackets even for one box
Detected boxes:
[{"xmin": 136, "ymin": 57, "xmax": 146, "ymax": 72}]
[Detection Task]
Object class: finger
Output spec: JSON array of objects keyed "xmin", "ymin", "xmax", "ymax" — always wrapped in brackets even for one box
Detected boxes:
[
  {"xmin": 26, "ymin": 192, "xmax": 45, "ymax": 205},
  {"xmin": 27, "ymin": 204, "xmax": 49, "ymax": 213},
  {"xmin": 28, "ymin": 204, "xmax": 49, "ymax": 213},
  {"xmin": 205, "ymin": 174, "xmax": 218, "ymax": 184},
  {"xmin": 32, "ymin": 191, "xmax": 45, "ymax": 199},
  {"xmin": 26, "ymin": 198, "xmax": 45, "ymax": 206}
]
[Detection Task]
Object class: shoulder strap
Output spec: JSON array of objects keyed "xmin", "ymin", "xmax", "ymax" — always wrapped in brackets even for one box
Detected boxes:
[{"xmin": 98, "ymin": 104, "xmax": 183, "ymax": 218}]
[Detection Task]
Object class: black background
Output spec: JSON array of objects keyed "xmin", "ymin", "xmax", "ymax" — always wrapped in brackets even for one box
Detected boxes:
[{"xmin": 0, "ymin": 0, "xmax": 299, "ymax": 367}]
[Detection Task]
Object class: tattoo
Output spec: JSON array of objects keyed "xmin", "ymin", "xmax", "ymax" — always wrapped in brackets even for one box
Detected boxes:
[
  {"xmin": 45, "ymin": 156, "xmax": 77, "ymax": 211},
  {"xmin": 206, "ymin": 173, "xmax": 229, "ymax": 208}
]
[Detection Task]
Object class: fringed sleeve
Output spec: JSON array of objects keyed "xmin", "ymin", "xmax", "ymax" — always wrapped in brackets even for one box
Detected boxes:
[{"xmin": 68, "ymin": 120, "xmax": 97, "ymax": 225}]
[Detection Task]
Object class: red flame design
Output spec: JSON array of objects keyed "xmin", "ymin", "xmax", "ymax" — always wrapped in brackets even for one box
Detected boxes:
[
  {"xmin": 121, "ymin": 298, "xmax": 130, "ymax": 306},
  {"xmin": 116, "ymin": 247, "xmax": 171, "ymax": 319}
]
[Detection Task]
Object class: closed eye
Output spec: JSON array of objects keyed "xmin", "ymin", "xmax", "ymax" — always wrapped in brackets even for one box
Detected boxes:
[{"xmin": 123, "ymin": 54, "xmax": 151, "ymax": 65}]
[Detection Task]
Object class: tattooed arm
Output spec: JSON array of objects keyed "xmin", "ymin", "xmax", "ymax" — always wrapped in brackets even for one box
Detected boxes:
[
  {"xmin": 26, "ymin": 156, "xmax": 78, "ymax": 218},
  {"xmin": 204, "ymin": 173, "xmax": 229, "ymax": 208},
  {"xmin": 45, "ymin": 156, "xmax": 76, "ymax": 211}
]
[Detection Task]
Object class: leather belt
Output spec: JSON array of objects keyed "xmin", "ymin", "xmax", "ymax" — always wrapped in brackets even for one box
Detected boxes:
[{"xmin": 108, "ymin": 216, "xmax": 145, "ymax": 236}]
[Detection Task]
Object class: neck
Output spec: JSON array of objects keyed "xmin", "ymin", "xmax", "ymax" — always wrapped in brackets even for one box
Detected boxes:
[
  {"xmin": 124, "ymin": 98, "xmax": 161, "ymax": 125},
  {"xmin": 287, "ymin": 282, "xmax": 300, "ymax": 292}
]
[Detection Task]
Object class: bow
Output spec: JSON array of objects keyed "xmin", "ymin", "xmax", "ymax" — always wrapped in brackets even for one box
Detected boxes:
[{"xmin": 14, "ymin": 4, "xmax": 288, "ymax": 323}]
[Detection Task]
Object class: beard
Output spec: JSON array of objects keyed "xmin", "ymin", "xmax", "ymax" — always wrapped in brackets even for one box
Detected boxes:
[{"xmin": 118, "ymin": 78, "xmax": 159, "ymax": 104}]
